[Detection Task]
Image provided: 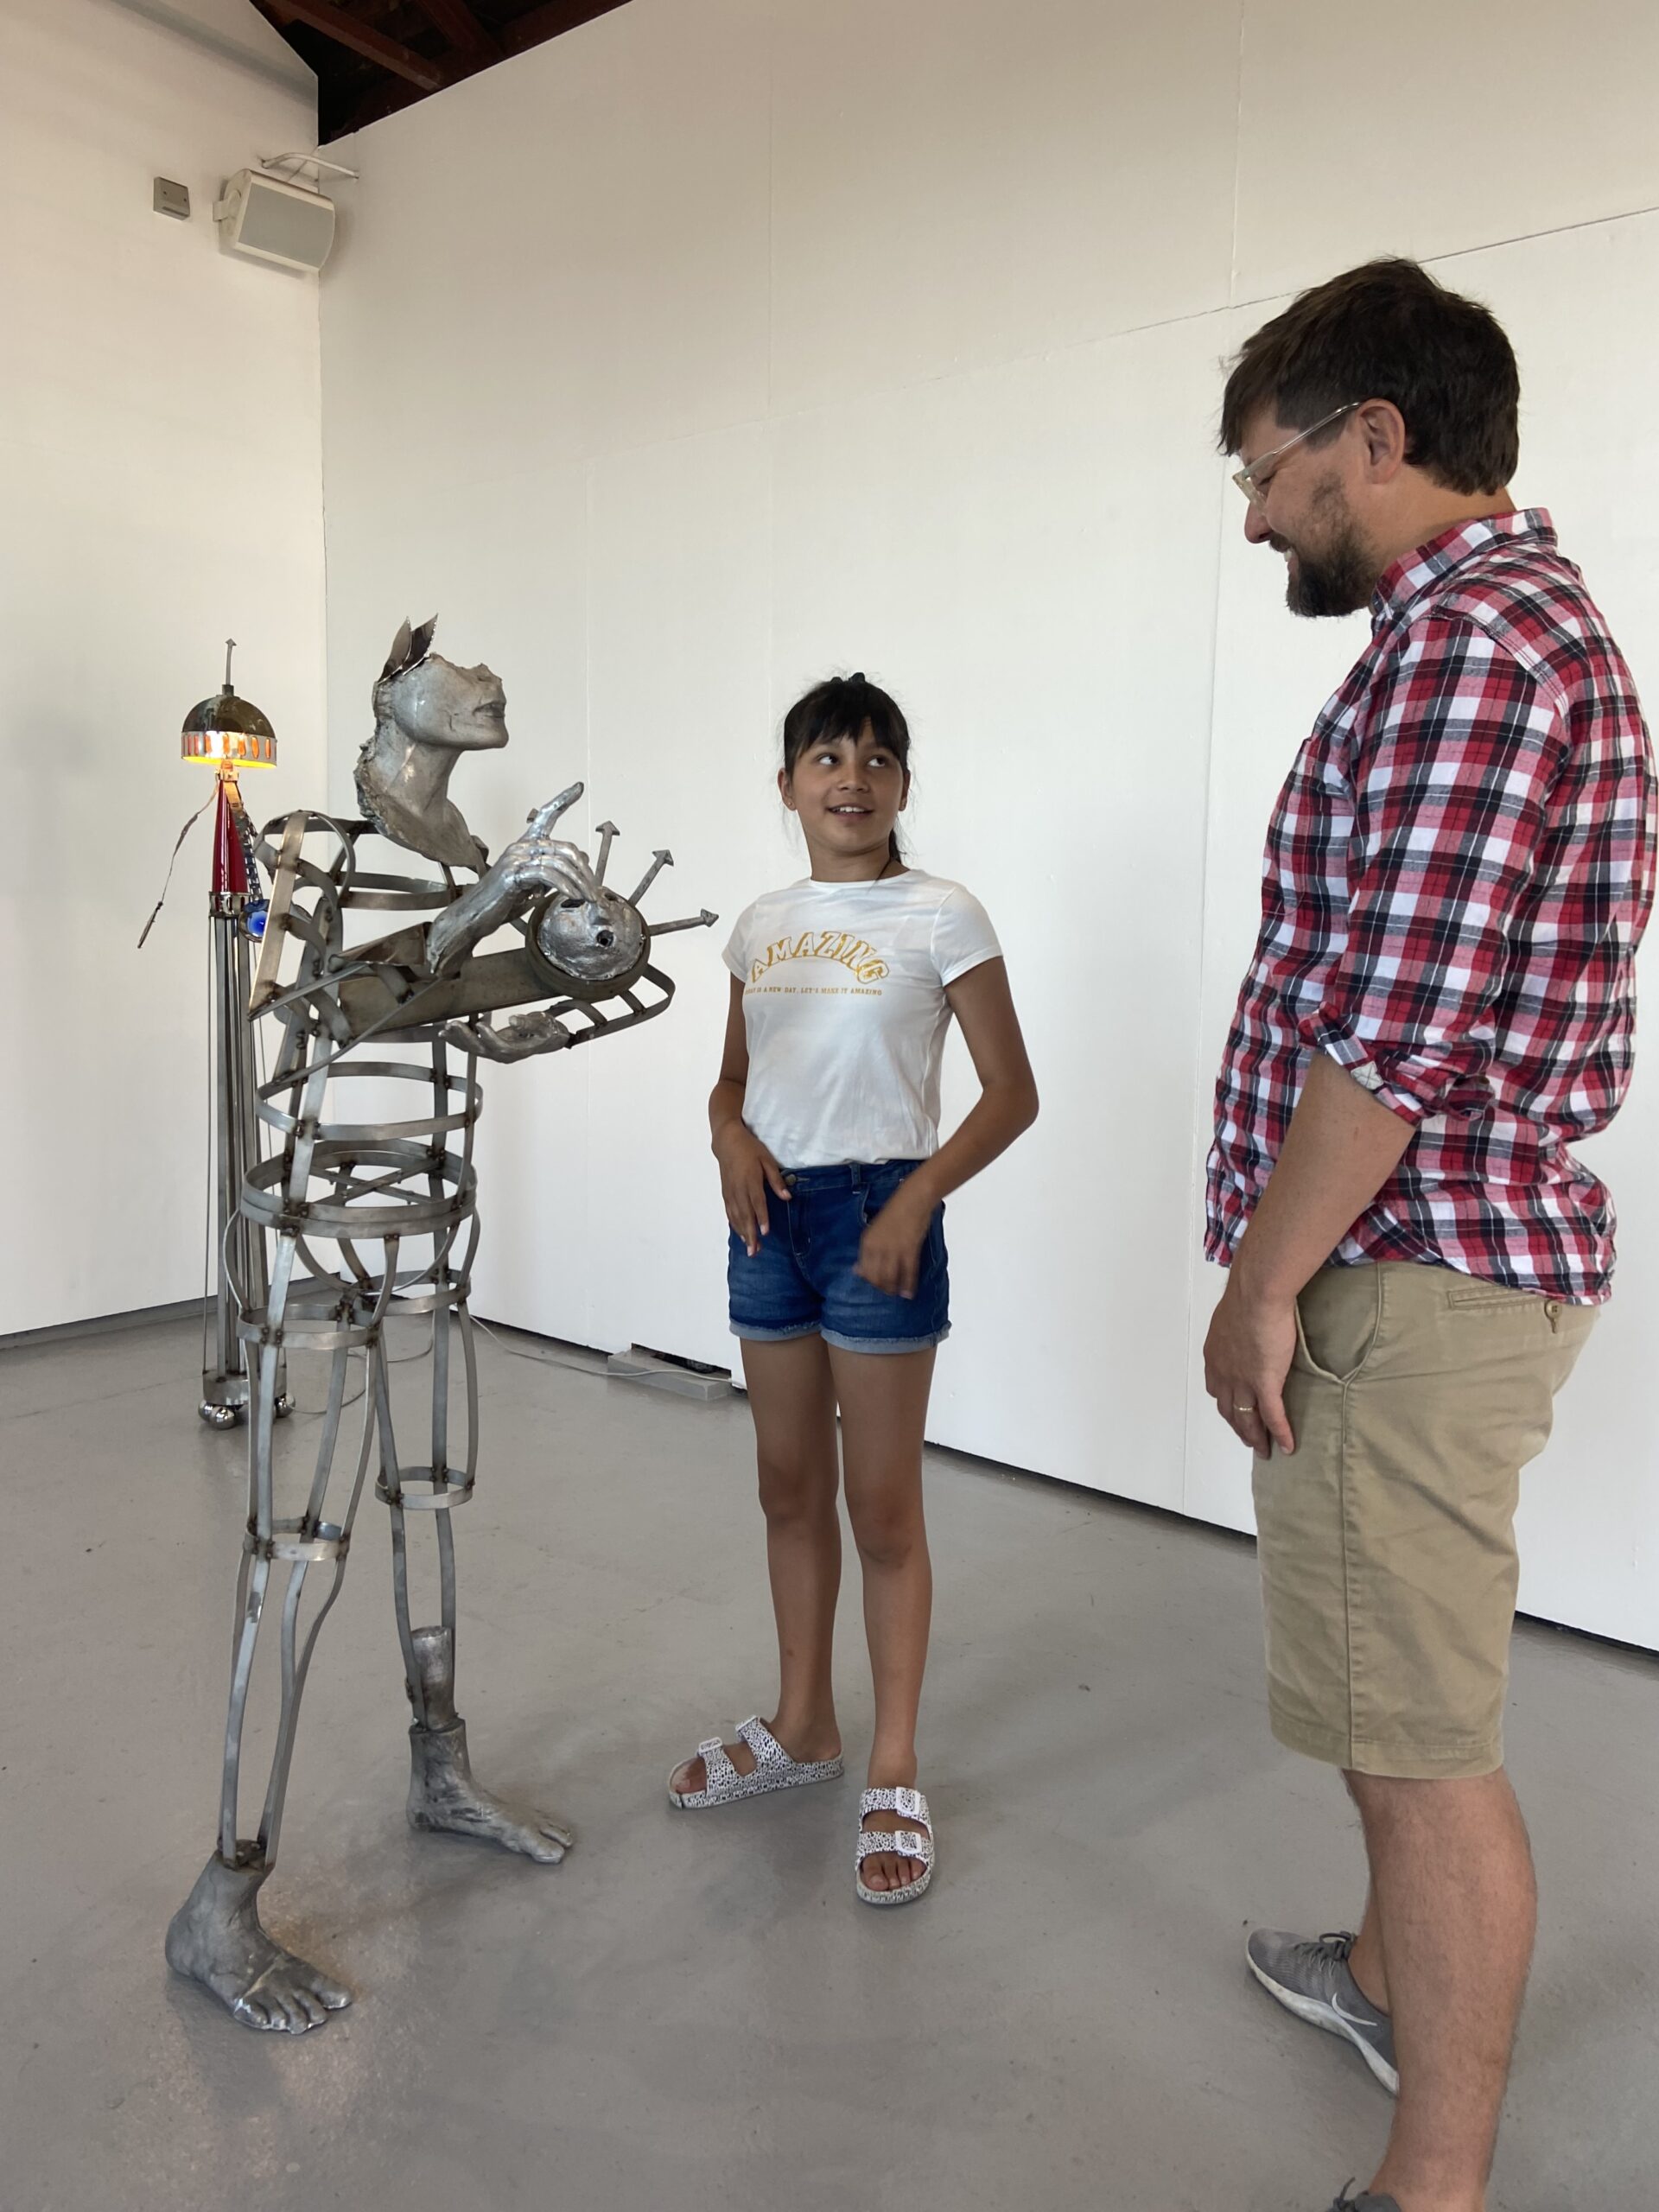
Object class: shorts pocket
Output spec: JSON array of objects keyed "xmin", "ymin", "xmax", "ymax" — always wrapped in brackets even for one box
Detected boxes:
[
  {"xmin": 858, "ymin": 1163, "xmax": 920, "ymax": 1226},
  {"xmin": 1294, "ymin": 1268, "xmax": 1384, "ymax": 1384},
  {"xmin": 1445, "ymin": 1281, "xmax": 1542, "ymax": 1312}
]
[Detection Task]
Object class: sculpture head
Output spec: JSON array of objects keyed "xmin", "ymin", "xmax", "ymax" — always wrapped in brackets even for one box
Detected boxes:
[
  {"xmin": 373, "ymin": 618, "xmax": 509, "ymax": 753},
  {"xmin": 532, "ymin": 887, "xmax": 646, "ymax": 988}
]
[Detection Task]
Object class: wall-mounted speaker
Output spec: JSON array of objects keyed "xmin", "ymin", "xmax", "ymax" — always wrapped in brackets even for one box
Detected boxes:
[{"xmin": 213, "ymin": 170, "xmax": 336, "ymax": 273}]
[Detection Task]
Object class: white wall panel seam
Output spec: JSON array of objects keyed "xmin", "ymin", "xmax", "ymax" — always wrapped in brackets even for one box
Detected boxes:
[
  {"xmin": 1227, "ymin": 0, "xmax": 1246, "ymax": 308},
  {"xmin": 1181, "ymin": 473, "xmax": 1241, "ymax": 1517}
]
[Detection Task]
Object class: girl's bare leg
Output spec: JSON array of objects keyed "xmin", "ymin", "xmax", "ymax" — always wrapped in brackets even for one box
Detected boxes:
[
  {"xmin": 671, "ymin": 1334, "xmax": 843, "ymax": 1792},
  {"xmin": 832, "ymin": 1344, "xmax": 937, "ymax": 1891}
]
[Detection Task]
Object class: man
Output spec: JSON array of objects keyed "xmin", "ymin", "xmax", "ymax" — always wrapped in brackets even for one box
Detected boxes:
[{"xmin": 1204, "ymin": 258, "xmax": 1656, "ymax": 2212}]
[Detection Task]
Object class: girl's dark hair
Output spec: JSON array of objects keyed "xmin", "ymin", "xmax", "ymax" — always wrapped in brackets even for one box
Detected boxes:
[{"xmin": 781, "ymin": 671, "xmax": 912, "ymax": 866}]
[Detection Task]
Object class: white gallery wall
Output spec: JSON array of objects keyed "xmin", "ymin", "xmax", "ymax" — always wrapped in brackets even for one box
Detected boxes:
[
  {"xmin": 0, "ymin": 0, "xmax": 326, "ymax": 1334},
  {"xmin": 318, "ymin": 0, "xmax": 1659, "ymax": 1648}
]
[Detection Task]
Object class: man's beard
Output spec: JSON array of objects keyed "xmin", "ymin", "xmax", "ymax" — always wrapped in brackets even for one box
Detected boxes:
[{"xmin": 1273, "ymin": 482, "xmax": 1375, "ymax": 619}]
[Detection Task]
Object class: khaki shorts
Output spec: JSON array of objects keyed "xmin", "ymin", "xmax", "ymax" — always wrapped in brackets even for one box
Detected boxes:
[{"xmin": 1253, "ymin": 1262, "xmax": 1595, "ymax": 1780}]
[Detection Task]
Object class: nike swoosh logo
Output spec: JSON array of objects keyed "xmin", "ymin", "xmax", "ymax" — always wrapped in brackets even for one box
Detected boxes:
[{"xmin": 1332, "ymin": 1992, "xmax": 1379, "ymax": 2031}]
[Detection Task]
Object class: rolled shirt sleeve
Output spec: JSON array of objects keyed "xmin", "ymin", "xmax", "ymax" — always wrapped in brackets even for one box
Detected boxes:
[{"xmin": 1298, "ymin": 613, "xmax": 1569, "ymax": 1126}]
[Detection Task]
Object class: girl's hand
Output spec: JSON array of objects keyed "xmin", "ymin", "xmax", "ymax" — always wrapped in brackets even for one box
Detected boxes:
[
  {"xmin": 855, "ymin": 1188, "xmax": 932, "ymax": 1300},
  {"xmin": 715, "ymin": 1125, "xmax": 791, "ymax": 1257}
]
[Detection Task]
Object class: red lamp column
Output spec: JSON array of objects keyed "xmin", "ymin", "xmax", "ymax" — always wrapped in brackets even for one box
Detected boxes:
[{"xmin": 181, "ymin": 645, "xmax": 289, "ymax": 1429}]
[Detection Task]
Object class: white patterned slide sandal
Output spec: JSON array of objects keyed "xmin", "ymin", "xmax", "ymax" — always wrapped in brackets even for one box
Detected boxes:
[
  {"xmin": 667, "ymin": 1715, "xmax": 843, "ymax": 1809},
  {"xmin": 855, "ymin": 1785, "xmax": 935, "ymax": 1907}
]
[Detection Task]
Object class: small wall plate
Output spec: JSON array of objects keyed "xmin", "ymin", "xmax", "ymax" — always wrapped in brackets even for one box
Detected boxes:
[{"xmin": 153, "ymin": 178, "xmax": 191, "ymax": 220}]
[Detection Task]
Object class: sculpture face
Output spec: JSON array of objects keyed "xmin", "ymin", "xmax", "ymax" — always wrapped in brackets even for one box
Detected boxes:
[
  {"xmin": 533, "ymin": 887, "xmax": 645, "ymax": 984},
  {"xmin": 381, "ymin": 653, "xmax": 509, "ymax": 753}
]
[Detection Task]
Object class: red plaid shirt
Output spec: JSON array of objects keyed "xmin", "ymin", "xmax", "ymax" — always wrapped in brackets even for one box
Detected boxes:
[{"xmin": 1207, "ymin": 510, "xmax": 1656, "ymax": 1305}]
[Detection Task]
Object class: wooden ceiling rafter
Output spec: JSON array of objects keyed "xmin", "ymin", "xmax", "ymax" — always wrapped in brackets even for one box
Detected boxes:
[
  {"xmin": 500, "ymin": 0, "xmax": 618, "ymax": 53},
  {"xmin": 249, "ymin": 0, "xmax": 629, "ymax": 143},
  {"xmin": 264, "ymin": 0, "xmax": 448, "ymax": 92},
  {"xmin": 407, "ymin": 0, "xmax": 501, "ymax": 63}
]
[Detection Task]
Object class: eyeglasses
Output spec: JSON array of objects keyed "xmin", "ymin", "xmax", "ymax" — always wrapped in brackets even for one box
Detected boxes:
[{"xmin": 1231, "ymin": 401, "xmax": 1360, "ymax": 507}]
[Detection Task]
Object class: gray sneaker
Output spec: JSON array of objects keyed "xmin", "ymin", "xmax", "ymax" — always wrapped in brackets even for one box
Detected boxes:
[
  {"xmin": 1327, "ymin": 2192, "xmax": 1401, "ymax": 2211},
  {"xmin": 1246, "ymin": 1928, "xmax": 1399, "ymax": 2095}
]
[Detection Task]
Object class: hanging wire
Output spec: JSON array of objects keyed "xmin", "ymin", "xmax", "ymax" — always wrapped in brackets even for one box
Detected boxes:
[
  {"xmin": 280, "ymin": 1317, "xmax": 607, "ymax": 1418},
  {"xmin": 137, "ymin": 786, "xmax": 217, "ymax": 950},
  {"xmin": 284, "ymin": 1317, "xmax": 436, "ymax": 1417},
  {"xmin": 471, "ymin": 1314, "xmax": 615, "ymax": 1380}
]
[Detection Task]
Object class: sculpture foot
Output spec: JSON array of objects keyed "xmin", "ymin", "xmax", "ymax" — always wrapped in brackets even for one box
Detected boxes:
[
  {"xmin": 408, "ymin": 1718, "xmax": 573, "ymax": 1864},
  {"xmin": 166, "ymin": 1851, "xmax": 352, "ymax": 2033}
]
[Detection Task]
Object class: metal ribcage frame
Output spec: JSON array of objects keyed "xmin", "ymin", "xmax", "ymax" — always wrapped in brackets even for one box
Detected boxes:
[{"xmin": 216, "ymin": 830, "xmax": 485, "ymax": 1871}]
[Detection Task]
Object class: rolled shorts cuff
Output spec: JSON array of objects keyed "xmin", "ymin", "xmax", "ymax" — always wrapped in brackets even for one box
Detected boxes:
[
  {"xmin": 821, "ymin": 1323, "xmax": 950, "ymax": 1356},
  {"xmin": 730, "ymin": 1319, "xmax": 951, "ymax": 1354},
  {"xmin": 1268, "ymin": 1701, "xmax": 1503, "ymax": 1782}
]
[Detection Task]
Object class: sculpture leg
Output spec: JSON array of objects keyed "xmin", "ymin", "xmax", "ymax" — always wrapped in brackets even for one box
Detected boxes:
[
  {"xmin": 168, "ymin": 1226, "xmax": 373, "ymax": 2032},
  {"xmin": 382, "ymin": 1301, "xmax": 572, "ymax": 1863}
]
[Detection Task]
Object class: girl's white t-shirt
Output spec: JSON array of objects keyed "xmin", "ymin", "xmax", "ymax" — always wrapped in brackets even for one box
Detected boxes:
[{"xmin": 723, "ymin": 870, "xmax": 1002, "ymax": 1168}]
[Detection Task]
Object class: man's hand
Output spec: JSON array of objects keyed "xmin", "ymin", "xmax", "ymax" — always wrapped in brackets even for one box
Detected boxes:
[
  {"xmin": 855, "ymin": 1187, "xmax": 933, "ymax": 1300},
  {"xmin": 1203, "ymin": 1274, "xmax": 1299, "ymax": 1458},
  {"xmin": 1200, "ymin": 1054, "xmax": 1414, "ymax": 1456}
]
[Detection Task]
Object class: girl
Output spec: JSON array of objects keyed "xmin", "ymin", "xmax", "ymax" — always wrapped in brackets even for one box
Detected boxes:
[{"xmin": 668, "ymin": 672, "xmax": 1038, "ymax": 1905}]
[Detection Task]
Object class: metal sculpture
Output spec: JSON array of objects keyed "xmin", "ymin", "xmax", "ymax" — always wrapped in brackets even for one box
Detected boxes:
[{"xmin": 166, "ymin": 619, "xmax": 712, "ymax": 2032}]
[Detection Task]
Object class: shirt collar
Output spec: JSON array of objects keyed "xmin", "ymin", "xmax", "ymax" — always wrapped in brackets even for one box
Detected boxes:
[{"xmin": 1370, "ymin": 507, "xmax": 1555, "ymax": 629}]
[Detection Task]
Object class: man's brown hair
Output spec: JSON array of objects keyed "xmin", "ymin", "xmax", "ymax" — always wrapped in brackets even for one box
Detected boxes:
[{"xmin": 1219, "ymin": 257, "xmax": 1519, "ymax": 495}]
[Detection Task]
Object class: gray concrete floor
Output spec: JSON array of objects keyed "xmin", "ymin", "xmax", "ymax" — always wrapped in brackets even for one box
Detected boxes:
[{"xmin": 3, "ymin": 1313, "xmax": 1656, "ymax": 2212}]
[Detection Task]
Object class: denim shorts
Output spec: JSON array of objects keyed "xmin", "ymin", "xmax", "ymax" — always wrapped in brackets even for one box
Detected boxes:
[{"xmin": 728, "ymin": 1160, "xmax": 950, "ymax": 1356}]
